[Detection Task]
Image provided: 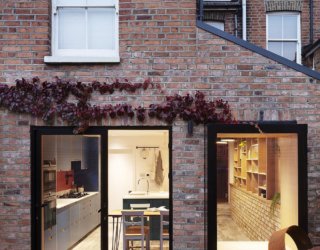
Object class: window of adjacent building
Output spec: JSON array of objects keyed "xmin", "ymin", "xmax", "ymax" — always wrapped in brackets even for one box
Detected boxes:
[
  {"xmin": 266, "ymin": 12, "xmax": 301, "ymax": 63},
  {"xmin": 44, "ymin": 0, "xmax": 119, "ymax": 63},
  {"xmin": 205, "ymin": 21, "xmax": 225, "ymax": 31}
]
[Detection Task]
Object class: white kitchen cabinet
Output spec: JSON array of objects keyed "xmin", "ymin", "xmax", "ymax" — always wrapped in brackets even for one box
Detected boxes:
[
  {"xmin": 69, "ymin": 203, "xmax": 80, "ymax": 246},
  {"xmin": 44, "ymin": 225, "xmax": 57, "ymax": 250},
  {"xmin": 57, "ymin": 208, "xmax": 70, "ymax": 250},
  {"xmin": 56, "ymin": 193, "xmax": 100, "ymax": 249}
]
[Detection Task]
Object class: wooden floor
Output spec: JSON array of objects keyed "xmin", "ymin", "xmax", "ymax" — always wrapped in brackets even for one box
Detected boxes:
[{"xmin": 72, "ymin": 226, "xmax": 169, "ymax": 250}]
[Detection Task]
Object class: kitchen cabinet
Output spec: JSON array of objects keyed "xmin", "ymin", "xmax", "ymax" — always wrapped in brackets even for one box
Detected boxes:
[
  {"xmin": 69, "ymin": 202, "xmax": 80, "ymax": 246},
  {"xmin": 123, "ymin": 198, "xmax": 169, "ymax": 240},
  {"xmin": 44, "ymin": 225, "xmax": 57, "ymax": 250},
  {"xmin": 56, "ymin": 193, "xmax": 100, "ymax": 249},
  {"xmin": 57, "ymin": 208, "xmax": 70, "ymax": 250}
]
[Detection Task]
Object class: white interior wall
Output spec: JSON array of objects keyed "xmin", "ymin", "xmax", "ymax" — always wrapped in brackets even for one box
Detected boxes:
[
  {"xmin": 278, "ymin": 136, "xmax": 298, "ymax": 250},
  {"xmin": 108, "ymin": 130, "xmax": 169, "ymax": 212},
  {"xmin": 56, "ymin": 135, "xmax": 82, "ymax": 171}
]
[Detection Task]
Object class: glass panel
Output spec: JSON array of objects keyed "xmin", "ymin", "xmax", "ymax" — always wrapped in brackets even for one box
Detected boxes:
[
  {"xmin": 283, "ymin": 41, "xmax": 297, "ymax": 61},
  {"xmin": 108, "ymin": 130, "xmax": 170, "ymax": 250},
  {"xmin": 283, "ymin": 15, "xmax": 298, "ymax": 39},
  {"xmin": 88, "ymin": 8, "xmax": 115, "ymax": 50},
  {"xmin": 58, "ymin": 8, "xmax": 86, "ymax": 49},
  {"xmin": 268, "ymin": 41, "xmax": 282, "ymax": 56},
  {"xmin": 205, "ymin": 21, "xmax": 225, "ymax": 31},
  {"xmin": 42, "ymin": 135, "xmax": 101, "ymax": 250},
  {"xmin": 268, "ymin": 15, "xmax": 282, "ymax": 39},
  {"xmin": 217, "ymin": 134, "xmax": 299, "ymax": 250}
]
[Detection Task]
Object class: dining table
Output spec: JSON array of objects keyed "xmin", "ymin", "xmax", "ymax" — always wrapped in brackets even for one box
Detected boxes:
[{"xmin": 108, "ymin": 209, "xmax": 166, "ymax": 250}]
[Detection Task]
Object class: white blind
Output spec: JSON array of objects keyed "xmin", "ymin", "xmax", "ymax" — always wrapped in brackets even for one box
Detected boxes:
[
  {"xmin": 87, "ymin": 8, "xmax": 115, "ymax": 50},
  {"xmin": 58, "ymin": 8, "xmax": 86, "ymax": 49}
]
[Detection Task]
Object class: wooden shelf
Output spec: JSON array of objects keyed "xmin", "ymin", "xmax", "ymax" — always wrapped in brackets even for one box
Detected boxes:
[{"xmin": 232, "ymin": 138, "xmax": 276, "ymax": 200}]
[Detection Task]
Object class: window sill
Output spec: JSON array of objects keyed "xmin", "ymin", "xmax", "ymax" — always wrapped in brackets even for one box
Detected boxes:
[{"xmin": 44, "ymin": 56, "xmax": 120, "ymax": 64}]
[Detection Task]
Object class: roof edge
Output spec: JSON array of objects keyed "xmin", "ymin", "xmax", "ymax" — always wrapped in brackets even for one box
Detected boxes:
[{"xmin": 196, "ymin": 20, "xmax": 320, "ymax": 81}]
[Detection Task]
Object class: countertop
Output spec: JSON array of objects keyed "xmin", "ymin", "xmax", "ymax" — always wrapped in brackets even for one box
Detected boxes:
[
  {"xmin": 56, "ymin": 192, "xmax": 99, "ymax": 210},
  {"xmin": 123, "ymin": 192, "xmax": 169, "ymax": 199}
]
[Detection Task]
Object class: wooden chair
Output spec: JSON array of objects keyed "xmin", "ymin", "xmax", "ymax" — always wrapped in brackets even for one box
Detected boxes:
[
  {"xmin": 160, "ymin": 210, "xmax": 169, "ymax": 250},
  {"xmin": 121, "ymin": 210, "xmax": 150, "ymax": 250}
]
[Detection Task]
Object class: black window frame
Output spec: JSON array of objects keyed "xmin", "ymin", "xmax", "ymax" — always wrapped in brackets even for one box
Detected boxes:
[{"xmin": 207, "ymin": 123, "xmax": 308, "ymax": 250}]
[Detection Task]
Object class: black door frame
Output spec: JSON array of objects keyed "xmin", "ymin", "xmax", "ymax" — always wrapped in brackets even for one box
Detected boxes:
[
  {"xmin": 31, "ymin": 125, "xmax": 173, "ymax": 250},
  {"xmin": 207, "ymin": 123, "xmax": 308, "ymax": 250}
]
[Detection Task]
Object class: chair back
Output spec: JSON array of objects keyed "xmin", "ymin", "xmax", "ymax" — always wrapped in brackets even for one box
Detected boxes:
[
  {"xmin": 160, "ymin": 210, "xmax": 170, "ymax": 250},
  {"xmin": 130, "ymin": 203, "xmax": 150, "ymax": 210},
  {"xmin": 121, "ymin": 210, "xmax": 145, "ymax": 237}
]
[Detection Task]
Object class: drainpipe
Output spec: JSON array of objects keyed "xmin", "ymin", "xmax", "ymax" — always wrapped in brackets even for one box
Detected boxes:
[
  {"xmin": 234, "ymin": 14, "xmax": 238, "ymax": 37},
  {"xmin": 242, "ymin": 0, "xmax": 247, "ymax": 40},
  {"xmin": 310, "ymin": 0, "xmax": 313, "ymax": 44}
]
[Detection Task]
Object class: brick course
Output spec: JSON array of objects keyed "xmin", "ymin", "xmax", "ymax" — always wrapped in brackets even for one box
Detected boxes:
[{"xmin": 0, "ymin": 0, "xmax": 320, "ymax": 249}]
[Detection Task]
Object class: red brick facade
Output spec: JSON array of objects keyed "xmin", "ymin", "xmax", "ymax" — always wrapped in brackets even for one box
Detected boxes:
[{"xmin": 1, "ymin": 0, "xmax": 320, "ymax": 249}]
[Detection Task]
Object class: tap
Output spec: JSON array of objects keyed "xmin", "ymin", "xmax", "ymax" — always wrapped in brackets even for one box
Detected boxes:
[{"xmin": 138, "ymin": 178, "xmax": 149, "ymax": 194}]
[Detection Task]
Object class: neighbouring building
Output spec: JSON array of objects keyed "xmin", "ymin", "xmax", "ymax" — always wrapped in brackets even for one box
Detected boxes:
[
  {"xmin": 1, "ymin": 1, "xmax": 320, "ymax": 250},
  {"xmin": 201, "ymin": 0, "xmax": 320, "ymax": 71}
]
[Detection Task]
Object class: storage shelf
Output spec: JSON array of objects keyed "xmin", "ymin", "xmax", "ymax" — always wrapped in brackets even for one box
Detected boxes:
[
  {"xmin": 232, "ymin": 138, "xmax": 276, "ymax": 200},
  {"xmin": 234, "ymin": 176, "xmax": 246, "ymax": 180}
]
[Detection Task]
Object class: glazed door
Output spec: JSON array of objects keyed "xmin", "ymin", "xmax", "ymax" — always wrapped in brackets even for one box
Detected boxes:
[{"xmin": 31, "ymin": 127, "xmax": 108, "ymax": 250}]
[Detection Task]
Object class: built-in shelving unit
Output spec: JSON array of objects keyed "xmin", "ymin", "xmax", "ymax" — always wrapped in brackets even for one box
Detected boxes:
[{"xmin": 233, "ymin": 138, "xmax": 276, "ymax": 200}]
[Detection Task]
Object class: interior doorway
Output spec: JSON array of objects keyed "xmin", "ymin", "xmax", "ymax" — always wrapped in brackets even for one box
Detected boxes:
[{"xmin": 207, "ymin": 123, "xmax": 308, "ymax": 250}]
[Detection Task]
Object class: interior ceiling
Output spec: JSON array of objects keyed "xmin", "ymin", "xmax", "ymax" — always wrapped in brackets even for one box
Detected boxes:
[
  {"xmin": 217, "ymin": 133, "xmax": 297, "ymax": 139},
  {"xmin": 109, "ymin": 130, "xmax": 168, "ymax": 137}
]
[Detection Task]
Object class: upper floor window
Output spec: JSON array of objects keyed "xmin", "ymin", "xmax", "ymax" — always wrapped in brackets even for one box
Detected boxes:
[
  {"xmin": 266, "ymin": 12, "xmax": 301, "ymax": 63},
  {"xmin": 44, "ymin": 0, "xmax": 119, "ymax": 63}
]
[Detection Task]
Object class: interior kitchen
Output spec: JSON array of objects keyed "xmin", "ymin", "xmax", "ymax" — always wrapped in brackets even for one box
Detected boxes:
[
  {"xmin": 42, "ymin": 135, "xmax": 101, "ymax": 250},
  {"xmin": 40, "ymin": 129, "xmax": 170, "ymax": 250},
  {"xmin": 108, "ymin": 130, "xmax": 170, "ymax": 250}
]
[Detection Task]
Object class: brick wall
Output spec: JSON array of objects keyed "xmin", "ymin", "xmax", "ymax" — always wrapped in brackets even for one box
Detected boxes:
[
  {"xmin": 230, "ymin": 185, "xmax": 281, "ymax": 240},
  {"xmin": 0, "ymin": 0, "xmax": 320, "ymax": 249}
]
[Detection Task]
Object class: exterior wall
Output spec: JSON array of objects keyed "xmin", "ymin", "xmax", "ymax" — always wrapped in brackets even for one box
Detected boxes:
[
  {"xmin": 230, "ymin": 185, "xmax": 281, "ymax": 240},
  {"xmin": 246, "ymin": 0, "xmax": 267, "ymax": 47},
  {"xmin": 205, "ymin": 0, "xmax": 320, "ymax": 52},
  {"xmin": 1, "ymin": 0, "xmax": 320, "ymax": 249}
]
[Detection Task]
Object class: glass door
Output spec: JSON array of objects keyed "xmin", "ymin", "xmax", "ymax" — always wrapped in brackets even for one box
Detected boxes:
[
  {"xmin": 207, "ymin": 124, "xmax": 308, "ymax": 250},
  {"xmin": 31, "ymin": 127, "xmax": 107, "ymax": 250}
]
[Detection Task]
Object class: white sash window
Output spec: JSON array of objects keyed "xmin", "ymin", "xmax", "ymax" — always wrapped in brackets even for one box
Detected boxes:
[{"xmin": 45, "ymin": 0, "xmax": 119, "ymax": 63}]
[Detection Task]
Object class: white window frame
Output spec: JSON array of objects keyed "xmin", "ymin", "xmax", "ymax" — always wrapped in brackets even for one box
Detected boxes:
[
  {"xmin": 44, "ymin": 0, "xmax": 119, "ymax": 63},
  {"xmin": 266, "ymin": 12, "xmax": 301, "ymax": 64}
]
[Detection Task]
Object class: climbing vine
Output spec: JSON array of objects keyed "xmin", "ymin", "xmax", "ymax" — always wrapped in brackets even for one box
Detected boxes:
[{"xmin": 0, "ymin": 77, "xmax": 235, "ymax": 133}]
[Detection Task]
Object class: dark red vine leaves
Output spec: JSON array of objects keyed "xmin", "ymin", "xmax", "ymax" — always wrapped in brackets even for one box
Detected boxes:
[{"xmin": 0, "ymin": 77, "xmax": 235, "ymax": 133}]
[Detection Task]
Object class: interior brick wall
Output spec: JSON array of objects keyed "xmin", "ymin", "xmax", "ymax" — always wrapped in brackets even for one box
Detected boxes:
[
  {"xmin": 230, "ymin": 185, "xmax": 281, "ymax": 240},
  {"xmin": 0, "ymin": 1, "xmax": 320, "ymax": 249}
]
